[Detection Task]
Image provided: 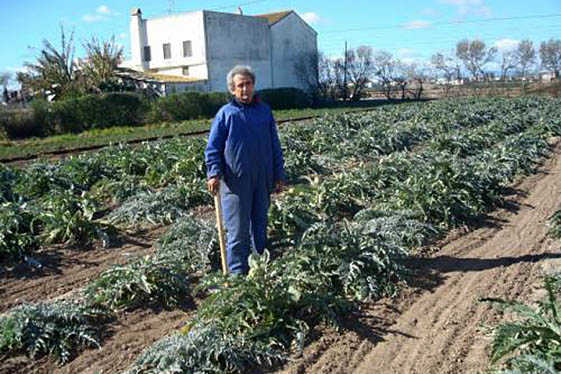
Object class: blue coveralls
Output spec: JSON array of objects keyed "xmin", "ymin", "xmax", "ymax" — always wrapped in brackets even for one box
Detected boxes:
[{"xmin": 205, "ymin": 97, "xmax": 285, "ymax": 274}]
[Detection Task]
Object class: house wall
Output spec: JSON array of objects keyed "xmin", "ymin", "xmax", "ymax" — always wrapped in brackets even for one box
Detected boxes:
[
  {"xmin": 270, "ymin": 12, "xmax": 318, "ymax": 91},
  {"xmin": 204, "ymin": 11, "xmax": 272, "ymax": 92},
  {"xmin": 136, "ymin": 11, "xmax": 209, "ymax": 80}
]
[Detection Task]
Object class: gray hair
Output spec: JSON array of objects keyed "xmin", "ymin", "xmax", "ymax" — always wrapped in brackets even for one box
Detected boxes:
[{"xmin": 227, "ymin": 65, "xmax": 255, "ymax": 92}]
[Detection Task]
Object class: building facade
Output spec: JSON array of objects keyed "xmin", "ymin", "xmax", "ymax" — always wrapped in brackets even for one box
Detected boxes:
[{"xmin": 122, "ymin": 8, "xmax": 318, "ymax": 94}]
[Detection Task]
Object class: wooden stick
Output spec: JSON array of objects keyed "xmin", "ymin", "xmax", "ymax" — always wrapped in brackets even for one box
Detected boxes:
[{"xmin": 214, "ymin": 191, "xmax": 228, "ymax": 275}]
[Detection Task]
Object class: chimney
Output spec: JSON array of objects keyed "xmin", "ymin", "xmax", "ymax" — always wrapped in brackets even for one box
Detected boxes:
[{"xmin": 130, "ymin": 8, "xmax": 147, "ymax": 70}]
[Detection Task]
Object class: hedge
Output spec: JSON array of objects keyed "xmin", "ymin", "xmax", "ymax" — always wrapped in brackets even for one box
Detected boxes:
[
  {"xmin": 48, "ymin": 92, "xmax": 145, "ymax": 133},
  {"xmin": 147, "ymin": 91, "xmax": 229, "ymax": 122},
  {"xmin": 257, "ymin": 88, "xmax": 312, "ymax": 110},
  {"xmin": 0, "ymin": 88, "xmax": 313, "ymax": 140}
]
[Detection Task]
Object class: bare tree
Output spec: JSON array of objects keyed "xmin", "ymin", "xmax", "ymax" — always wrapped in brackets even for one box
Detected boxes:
[
  {"xmin": 499, "ymin": 49, "xmax": 517, "ymax": 80},
  {"xmin": 392, "ymin": 60, "xmax": 409, "ymax": 100},
  {"xmin": 404, "ymin": 62, "xmax": 430, "ymax": 99},
  {"xmin": 540, "ymin": 38, "xmax": 561, "ymax": 79},
  {"xmin": 431, "ymin": 52, "xmax": 461, "ymax": 96},
  {"xmin": 316, "ymin": 52, "xmax": 337, "ymax": 100},
  {"xmin": 333, "ymin": 57, "xmax": 347, "ymax": 100},
  {"xmin": 515, "ymin": 39, "xmax": 536, "ymax": 79},
  {"xmin": 80, "ymin": 36, "xmax": 124, "ymax": 92},
  {"xmin": 456, "ymin": 39, "xmax": 497, "ymax": 81},
  {"xmin": 373, "ymin": 50, "xmax": 397, "ymax": 99},
  {"xmin": 346, "ymin": 46, "xmax": 375, "ymax": 101}
]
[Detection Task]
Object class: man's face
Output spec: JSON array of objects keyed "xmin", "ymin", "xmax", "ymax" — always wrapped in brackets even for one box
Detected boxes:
[{"xmin": 231, "ymin": 74, "xmax": 254, "ymax": 104}]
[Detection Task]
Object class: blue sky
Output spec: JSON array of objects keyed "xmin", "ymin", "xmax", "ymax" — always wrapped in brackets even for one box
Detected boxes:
[{"xmin": 1, "ymin": 0, "xmax": 560, "ymax": 87}]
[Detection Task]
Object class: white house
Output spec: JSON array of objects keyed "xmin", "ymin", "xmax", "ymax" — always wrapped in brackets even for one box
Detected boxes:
[{"xmin": 120, "ymin": 8, "xmax": 318, "ymax": 94}]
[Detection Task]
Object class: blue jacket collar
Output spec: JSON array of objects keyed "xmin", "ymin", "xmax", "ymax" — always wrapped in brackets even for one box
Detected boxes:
[{"xmin": 230, "ymin": 94, "xmax": 261, "ymax": 108}]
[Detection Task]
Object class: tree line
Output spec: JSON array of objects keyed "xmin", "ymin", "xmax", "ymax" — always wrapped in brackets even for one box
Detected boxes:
[{"xmin": 306, "ymin": 38, "xmax": 561, "ymax": 101}]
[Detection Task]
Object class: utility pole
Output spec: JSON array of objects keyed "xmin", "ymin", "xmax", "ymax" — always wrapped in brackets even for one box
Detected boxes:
[{"xmin": 343, "ymin": 41, "xmax": 348, "ymax": 101}]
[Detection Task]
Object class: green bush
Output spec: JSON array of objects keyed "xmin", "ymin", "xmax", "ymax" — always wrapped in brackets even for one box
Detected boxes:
[
  {"xmin": 48, "ymin": 92, "xmax": 144, "ymax": 133},
  {"xmin": 258, "ymin": 88, "xmax": 312, "ymax": 110},
  {"xmin": 147, "ymin": 91, "xmax": 229, "ymax": 123},
  {"xmin": 0, "ymin": 106, "xmax": 44, "ymax": 139},
  {"xmin": 0, "ymin": 301, "xmax": 110, "ymax": 364}
]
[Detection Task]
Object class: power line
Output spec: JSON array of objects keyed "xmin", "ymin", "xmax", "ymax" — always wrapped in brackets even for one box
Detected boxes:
[{"xmin": 321, "ymin": 13, "xmax": 561, "ymax": 34}]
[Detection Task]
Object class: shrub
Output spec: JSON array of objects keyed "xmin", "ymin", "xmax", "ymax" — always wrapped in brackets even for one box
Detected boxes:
[
  {"xmin": 147, "ymin": 91, "xmax": 205, "ymax": 122},
  {"xmin": 84, "ymin": 254, "xmax": 190, "ymax": 310},
  {"xmin": 202, "ymin": 92, "xmax": 230, "ymax": 115},
  {"xmin": 0, "ymin": 301, "xmax": 110, "ymax": 364},
  {"xmin": 0, "ymin": 202, "xmax": 41, "ymax": 260},
  {"xmin": 147, "ymin": 91, "xmax": 229, "ymax": 123},
  {"xmin": 0, "ymin": 107, "xmax": 44, "ymax": 139},
  {"xmin": 156, "ymin": 215, "xmax": 220, "ymax": 273},
  {"xmin": 258, "ymin": 87, "xmax": 312, "ymax": 110},
  {"xmin": 482, "ymin": 276, "xmax": 561, "ymax": 373},
  {"xmin": 124, "ymin": 325, "xmax": 284, "ymax": 374},
  {"xmin": 48, "ymin": 92, "xmax": 144, "ymax": 133}
]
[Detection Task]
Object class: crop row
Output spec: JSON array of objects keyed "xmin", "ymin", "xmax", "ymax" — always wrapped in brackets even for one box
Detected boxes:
[
  {"xmin": 122, "ymin": 97, "xmax": 561, "ymax": 373},
  {"xmin": 1, "ymin": 97, "xmax": 561, "ymax": 369}
]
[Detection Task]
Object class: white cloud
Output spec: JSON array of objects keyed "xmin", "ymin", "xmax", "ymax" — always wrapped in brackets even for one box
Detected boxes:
[
  {"xmin": 97, "ymin": 5, "xmax": 111, "ymax": 14},
  {"xmin": 494, "ymin": 38, "xmax": 519, "ymax": 51},
  {"xmin": 403, "ymin": 20, "xmax": 432, "ymax": 29},
  {"xmin": 119, "ymin": 32, "xmax": 127, "ymax": 40},
  {"xmin": 439, "ymin": 0, "xmax": 491, "ymax": 18},
  {"xmin": 83, "ymin": 5, "xmax": 117, "ymax": 23},
  {"xmin": 82, "ymin": 14, "xmax": 106, "ymax": 23},
  {"xmin": 301, "ymin": 12, "xmax": 320, "ymax": 25}
]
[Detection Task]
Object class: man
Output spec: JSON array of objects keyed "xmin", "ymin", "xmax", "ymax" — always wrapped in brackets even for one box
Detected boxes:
[{"xmin": 205, "ymin": 65, "xmax": 285, "ymax": 275}]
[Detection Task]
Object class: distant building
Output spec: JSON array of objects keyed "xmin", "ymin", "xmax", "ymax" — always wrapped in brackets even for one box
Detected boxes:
[{"xmin": 120, "ymin": 8, "xmax": 318, "ymax": 94}]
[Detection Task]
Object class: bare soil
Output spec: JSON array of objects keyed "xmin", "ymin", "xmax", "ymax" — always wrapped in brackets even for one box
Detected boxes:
[{"xmin": 2, "ymin": 142, "xmax": 561, "ymax": 374}]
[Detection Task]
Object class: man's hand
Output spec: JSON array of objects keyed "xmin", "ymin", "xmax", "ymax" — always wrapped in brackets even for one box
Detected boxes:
[
  {"xmin": 275, "ymin": 180, "xmax": 286, "ymax": 194},
  {"xmin": 207, "ymin": 177, "xmax": 220, "ymax": 195}
]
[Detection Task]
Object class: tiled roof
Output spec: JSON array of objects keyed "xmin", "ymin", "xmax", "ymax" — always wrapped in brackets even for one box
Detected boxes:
[
  {"xmin": 253, "ymin": 10, "xmax": 292, "ymax": 25},
  {"xmin": 116, "ymin": 69, "xmax": 205, "ymax": 83},
  {"xmin": 145, "ymin": 73, "xmax": 204, "ymax": 83}
]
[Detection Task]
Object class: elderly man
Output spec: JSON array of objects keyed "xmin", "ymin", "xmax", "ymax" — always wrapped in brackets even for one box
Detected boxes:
[{"xmin": 205, "ymin": 65, "xmax": 285, "ymax": 275}]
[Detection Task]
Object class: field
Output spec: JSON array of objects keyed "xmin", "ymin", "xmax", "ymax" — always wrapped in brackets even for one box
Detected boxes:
[{"xmin": 1, "ymin": 96, "xmax": 561, "ymax": 373}]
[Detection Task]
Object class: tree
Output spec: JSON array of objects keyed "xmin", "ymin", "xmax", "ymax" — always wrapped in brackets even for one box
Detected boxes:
[
  {"xmin": 499, "ymin": 49, "xmax": 517, "ymax": 80},
  {"xmin": 404, "ymin": 62, "xmax": 430, "ymax": 99},
  {"xmin": 431, "ymin": 52, "xmax": 461, "ymax": 96},
  {"xmin": 80, "ymin": 36, "xmax": 124, "ymax": 92},
  {"xmin": 24, "ymin": 25, "xmax": 81, "ymax": 100},
  {"xmin": 0, "ymin": 72, "xmax": 11, "ymax": 103},
  {"xmin": 373, "ymin": 50, "xmax": 397, "ymax": 99},
  {"xmin": 316, "ymin": 52, "xmax": 338, "ymax": 100},
  {"xmin": 346, "ymin": 46, "xmax": 375, "ymax": 101},
  {"xmin": 456, "ymin": 39, "xmax": 497, "ymax": 81},
  {"xmin": 539, "ymin": 38, "xmax": 561, "ymax": 79},
  {"xmin": 515, "ymin": 39, "xmax": 536, "ymax": 79}
]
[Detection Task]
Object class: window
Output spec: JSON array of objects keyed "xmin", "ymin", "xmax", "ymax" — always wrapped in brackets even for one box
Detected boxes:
[
  {"xmin": 143, "ymin": 46, "xmax": 151, "ymax": 62},
  {"xmin": 163, "ymin": 43, "xmax": 171, "ymax": 59},
  {"xmin": 183, "ymin": 41, "xmax": 192, "ymax": 57},
  {"xmin": 182, "ymin": 66, "xmax": 189, "ymax": 76}
]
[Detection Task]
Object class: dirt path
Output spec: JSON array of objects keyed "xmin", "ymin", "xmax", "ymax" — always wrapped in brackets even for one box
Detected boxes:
[{"xmin": 282, "ymin": 140, "xmax": 561, "ymax": 374}]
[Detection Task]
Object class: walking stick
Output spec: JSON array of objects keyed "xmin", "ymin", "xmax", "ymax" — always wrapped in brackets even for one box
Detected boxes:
[{"xmin": 213, "ymin": 189, "xmax": 229, "ymax": 275}]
